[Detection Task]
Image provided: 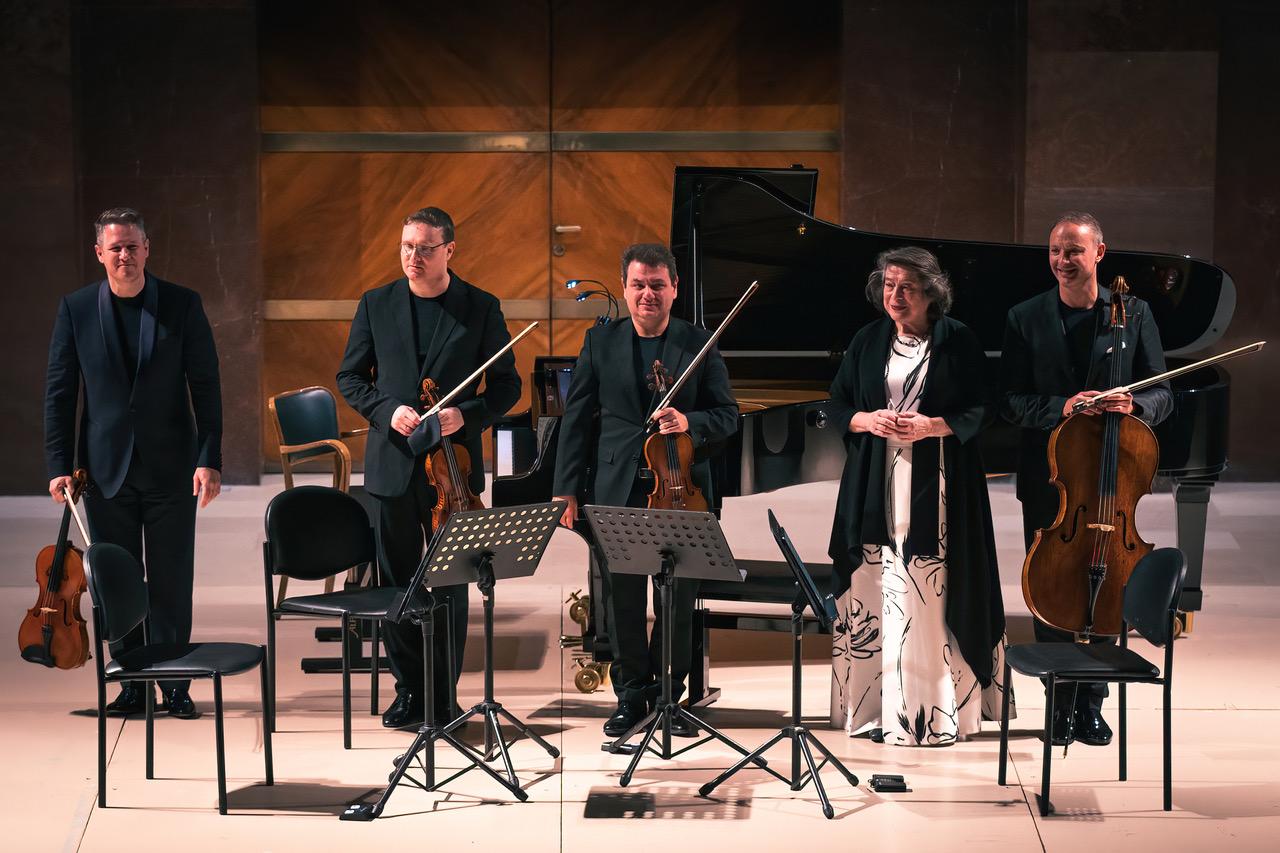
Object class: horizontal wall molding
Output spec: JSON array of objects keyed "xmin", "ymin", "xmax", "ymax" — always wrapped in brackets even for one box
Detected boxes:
[
  {"xmin": 262, "ymin": 130, "xmax": 838, "ymax": 153},
  {"xmin": 263, "ymin": 298, "xmax": 622, "ymax": 321}
]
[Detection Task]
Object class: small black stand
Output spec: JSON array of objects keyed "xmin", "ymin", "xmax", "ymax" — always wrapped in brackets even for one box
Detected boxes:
[
  {"xmin": 340, "ymin": 502, "xmax": 564, "ymax": 820},
  {"xmin": 585, "ymin": 505, "xmax": 777, "ymax": 787},
  {"xmin": 698, "ymin": 510, "xmax": 859, "ymax": 819}
]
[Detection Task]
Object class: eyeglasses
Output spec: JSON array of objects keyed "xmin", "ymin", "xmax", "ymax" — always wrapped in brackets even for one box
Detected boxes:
[{"xmin": 400, "ymin": 241, "xmax": 450, "ymax": 259}]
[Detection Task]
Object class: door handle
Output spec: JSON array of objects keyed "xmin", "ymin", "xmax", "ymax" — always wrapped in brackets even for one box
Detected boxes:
[{"xmin": 554, "ymin": 225, "xmax": 582, "ymax": 234}]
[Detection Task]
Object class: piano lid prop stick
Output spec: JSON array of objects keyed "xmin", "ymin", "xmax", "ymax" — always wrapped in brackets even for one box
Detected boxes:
[
  {"xmin": 645, "ymin": 280, "xmax": 760, "ymax": 430},
  {"xmin": 422, "ymin": 321, "xmax": 539, "ymax": 417},
  {"xmin": 1072, "ymin": 340, "xmax": 1266, "ymax": 414}
]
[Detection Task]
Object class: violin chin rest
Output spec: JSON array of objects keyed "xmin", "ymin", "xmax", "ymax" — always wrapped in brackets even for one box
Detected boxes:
[{"xmin": 20, "ymin": 644, "xmax": 56, "ymax": 668}]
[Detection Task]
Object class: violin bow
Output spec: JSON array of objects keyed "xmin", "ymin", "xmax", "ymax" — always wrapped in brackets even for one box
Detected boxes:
[
  {"xmin": 421, "ymin": 321, "xmax": 539, "ymax": 417},
  {"xmin": 645, "ymin": 280, "xmax": 759, "ymax": 430},
  {"xmin": 1071, "ymin": 340, "xmax": 1266, "ymax": 414}
]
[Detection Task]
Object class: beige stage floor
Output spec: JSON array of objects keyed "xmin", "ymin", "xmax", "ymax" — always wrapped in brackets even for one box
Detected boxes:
[{"xmin": 2, "ymin": 476, "xmax": 1278, "ymax": 852}]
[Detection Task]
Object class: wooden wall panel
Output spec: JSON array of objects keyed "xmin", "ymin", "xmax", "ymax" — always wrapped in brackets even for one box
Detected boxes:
[
  {"xmin": 262, "ymin": 152, "xmax": 550, "ymax": 301},
  {"xmin": 552, "ymin": 0, "xmax": 839, "ymax": 131},
  {"xmin": 260, "ymin": 1, "xmax": 550, "ymax": 132},
  {"xmin": 548, "ymin": 151, "xmax": 840, "ymax": 355}
]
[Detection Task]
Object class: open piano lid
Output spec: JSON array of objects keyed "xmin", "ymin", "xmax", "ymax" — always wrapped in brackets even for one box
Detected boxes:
[{"xmin": 670, "ymin": 166, "xmax": 1235, "ymax": 380}]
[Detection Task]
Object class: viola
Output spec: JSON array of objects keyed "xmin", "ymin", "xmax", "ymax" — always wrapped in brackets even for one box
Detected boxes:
[
  {"xmin": 19, "ymin": 469, "xmax": 91, "ymax": 669},
  {"xmin": 1022, "ymin": 277, "xmax": 1157, "ymax": 637},
  {"xmin": 642, "ymin": 360, "xmax": 707, "ymax": 512},
  {"xmin": 420, "ymin": 378, "xmax": 485, "ymax": 529}
]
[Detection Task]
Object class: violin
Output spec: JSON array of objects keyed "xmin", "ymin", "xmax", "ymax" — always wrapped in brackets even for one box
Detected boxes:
[
  {"xmin": 1022, "ymin": 276, "xmax": 1158, "ymax": 637},
  {"xmin": 420, "ymin": 378, "xmax": 484, "ymax": 529},
  {"xmin": 642, "ymin": 360, "xmax": 707, "ymax": 512},
  {"xmin": 19, "ymin": 469, "xmax": 91, "ymax": 669}
]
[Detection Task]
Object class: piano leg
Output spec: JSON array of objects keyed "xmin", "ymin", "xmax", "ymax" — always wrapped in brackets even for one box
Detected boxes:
[{"xmin": 1173, "ymin": 477, "xmax": 1214, "ymax": 631}]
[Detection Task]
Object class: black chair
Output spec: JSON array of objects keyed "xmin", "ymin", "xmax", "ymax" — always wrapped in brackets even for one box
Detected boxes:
[
  {"xmin": 999, "ymin": 547, "xmax": 1187, "ymax": 816},
  {"xmin": 264, "ymin": 486, "xmax": 450, "ymax": 748},
  {"xmin": 85, "ymin": 543, "xmax": 273, "ymax": 815}
]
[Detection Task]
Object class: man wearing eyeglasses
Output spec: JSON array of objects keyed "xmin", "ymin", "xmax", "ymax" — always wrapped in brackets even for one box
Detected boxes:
[{"xmin": 338, "ymin": 206, "xmax": 521, "ymax": 729}]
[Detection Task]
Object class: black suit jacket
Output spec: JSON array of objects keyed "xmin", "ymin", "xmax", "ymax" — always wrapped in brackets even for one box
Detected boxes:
[
  {"xmin": 44, "ymin": 274, "xmax": 222, "ymax": 499},
  {"xmin": 337, "ymin": 272, "xmax": 521, "ymax": 498},
  {"xmin": 551, "ymin": 317, "xmax": 738, "ymax": 508},
  {"xmin": 1000, "ymin": 287, "xmax": 1173, "ymax": 504}
]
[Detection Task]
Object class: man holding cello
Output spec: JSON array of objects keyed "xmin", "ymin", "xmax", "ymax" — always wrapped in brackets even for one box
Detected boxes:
[
  {"xmin": 553, "ymin": 243, "xmax": 738, "ymax": 737},
  {"xmin": 337, "ymin": 206, "xmax": 520, "ymax": 729},
  {"xmin": 1000, "ymin": 211, "xmax": 1172, "ymax": 746}
]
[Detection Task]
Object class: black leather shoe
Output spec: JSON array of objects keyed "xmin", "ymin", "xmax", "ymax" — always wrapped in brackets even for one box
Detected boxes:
[
  {"xmin": 382, "ymin": 692, "xmax": 424, "ymax": 729},
  {"xmin": 164, "ymin": 688, "xmax": 199, "ymax": 719},
  {"xmin": 104, "ymin": 684, "xmax": 152, "ymax": 717},
  {"xmin": 603, "ymin": 700, "xmax": 647, "ymax": 737},
  {"xmin": 667, "ymin": 714, "xmax": 698, "ymax": 738},
  {"xmin": 1075, "ymin": 708, "xmax": 1113, "ymax": 746},
  {"xmin": 1049, "ymin": 707, "xmax": 1075, "ymax": 746}
]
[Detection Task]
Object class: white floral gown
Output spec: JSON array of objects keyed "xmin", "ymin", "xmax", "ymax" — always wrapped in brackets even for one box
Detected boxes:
[{"xmin": 829, "ymin": 333, "xmax": 1013, "ymax": 746}]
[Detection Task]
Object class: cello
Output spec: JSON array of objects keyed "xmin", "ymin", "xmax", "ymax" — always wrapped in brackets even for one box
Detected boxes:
[
  {"xmin": 1022, "ymin": 276, "xmax": 1158, "ymax": 638},
  {"xmin": 19, "ymin": 469, "xmax": 91, "ymax": 669}
]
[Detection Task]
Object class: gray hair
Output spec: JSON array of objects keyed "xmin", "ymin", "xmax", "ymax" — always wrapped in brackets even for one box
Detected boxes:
[
  {"xmin": 865, "ymin": 246, "xmax": 953, "ymax": 322},
  {"xmin": 403, "ymin": 206, "xmax": 455, "ymax": 243},
  {"xmin": 620, "ymin": 243, "xmax": 678, "ymax": 281},
  {"xmin": 94, "ymin": 208, "xmax": 146, "ymax": 243},
  {"xmin": 1051, "ymin": 210, "xmax": 1104, "ymax": 245}
]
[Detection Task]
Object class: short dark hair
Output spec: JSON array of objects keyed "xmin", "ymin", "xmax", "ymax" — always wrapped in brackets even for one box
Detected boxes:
[
  {"xmin": 865, "ymin": 245, "xmax": 953, "ymax": 322},
  {"xmin": 1051, "ymin": 210, "xmax": 1104, "ymax": 245},
  {"xmin": 94, "ymin": 208, "xmax": 146, "ymax": 243},
  {"xmin": 620, "ymin": 243, "xmax": 678, "ymax": 281},
  {"xmin": 403, "ymin": 206, "xmax": 455, "ymax": 243}
]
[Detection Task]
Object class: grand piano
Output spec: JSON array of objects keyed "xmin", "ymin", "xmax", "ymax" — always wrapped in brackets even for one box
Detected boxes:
[{"xmin": 493, "ymin": 166, "xmax": 1234, "ymax": 697}]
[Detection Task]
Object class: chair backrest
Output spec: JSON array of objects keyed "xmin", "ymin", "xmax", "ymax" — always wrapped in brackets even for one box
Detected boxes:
[
  {"xmin": 84, "ymin": 543, "xmax": 148, "ymax": 644},
  {"xmin": 265, "ymin": 485, "xmax": 376, "ymax": 581},
  {"xmin": 1123, "ymin": 547, "xmax": 1188, "ymax": 647},
  {"xmin": 270, "ymin": 386, "xmax": 340, "ymax": 454}
]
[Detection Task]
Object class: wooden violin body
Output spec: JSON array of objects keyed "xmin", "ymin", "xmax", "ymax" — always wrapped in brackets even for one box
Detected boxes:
[
  {"xmin": 420, "ymin": 379, "xmax": 484, "ymax": 529},
  {"xmin": 19, "ymin": 470, "xmax": 90, "ymax": 669},
  {"xmin": 642, "ymin": 359, "xmax": 707, "ymax": 512}
]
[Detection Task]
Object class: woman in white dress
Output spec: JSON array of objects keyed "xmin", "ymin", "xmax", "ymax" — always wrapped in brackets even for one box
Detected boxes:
[{"xmin": 827, "ymin": 247, "xmax": 1012, "ymax": 746}]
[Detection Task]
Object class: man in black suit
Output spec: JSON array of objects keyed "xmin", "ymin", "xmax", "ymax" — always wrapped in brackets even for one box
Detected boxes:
[
  {"xmin": 45, "ymin": 207, "xmax": 223, "ymax": 719},
  {"xmin": 553, "ymin": 243, "xmax": 738, "ymax": 737},
  {"xmin": 1001, "ymin": 211, "xmax": 1172, "ymax": 746},
  {"xmin": 337, "ymin": 206, "xmax": 520, "ymax": 729}
]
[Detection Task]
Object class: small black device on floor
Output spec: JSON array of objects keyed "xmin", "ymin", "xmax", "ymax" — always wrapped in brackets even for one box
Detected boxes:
[{"xmin": 868, "ymin": 773, "xmax": 910, "ymax": 793}]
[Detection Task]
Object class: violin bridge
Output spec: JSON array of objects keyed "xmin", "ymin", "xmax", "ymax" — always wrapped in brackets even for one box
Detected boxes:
[{"xmin": 1086, "ymin": 523, "xmax": 1116, "ymax": 532}]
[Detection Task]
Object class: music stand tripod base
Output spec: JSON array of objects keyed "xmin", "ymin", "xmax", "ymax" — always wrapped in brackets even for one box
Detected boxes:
[
  {"xmin": 341, "ymin": 502, "xmax": 565, "ymax": 820},
  {"xmin": 584, "ymin": 506, "xmax": 780, "ymax": 787}
]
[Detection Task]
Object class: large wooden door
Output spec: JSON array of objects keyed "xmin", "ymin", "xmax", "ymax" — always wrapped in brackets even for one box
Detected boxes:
[{"xmin": 258, "ymin": 1, "xmax": 839, "ymax": 471}]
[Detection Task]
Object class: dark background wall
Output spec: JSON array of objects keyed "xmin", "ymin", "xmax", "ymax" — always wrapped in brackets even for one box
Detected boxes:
[{"xmin": 3, "ymin": 0, "xmax": 1277, "ymax": 491}]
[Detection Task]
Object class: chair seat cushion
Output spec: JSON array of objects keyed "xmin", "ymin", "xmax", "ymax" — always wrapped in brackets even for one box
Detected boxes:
[
  {"xmin": 279, "ymin": 586, "xmax": 406, "ymax": 619},
  {"xmin": 1006, "ymin": 641, "xmax": 1160, "ymax": 681},
  {"xmin": 107, "ymin": 642, "xmax": 264, "ymax": 679}
]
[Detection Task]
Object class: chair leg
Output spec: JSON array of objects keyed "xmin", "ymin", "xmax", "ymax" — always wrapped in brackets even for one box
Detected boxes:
[
  {"xmin": 145, "ymin": 683, "xmax": 155, "ymax": 780},
  {"xmin": 214, "ymin": 674, "xmax": 228, "ymax": 815},
  {"xmin": 1164, "ymin": 679, "xmax": 1172, "ymax": 811},
  {"xmin": 1040, "ymin": 676, "xmax": 1055, "ymax": 817},
  {"xmin": 260, "ymin": 653, "xmax": 274, "ymax": 787},
  {"xmin": 1119, "ymin": 682, "xmax": 1127, "ymax": 782},
  {"xmin": 266, "ymin": 614, "xmax": 277, "ymax": 733},
  {"xmin": 342, "ymin": 613, "xmax": 352, "ymax": 750},
  {"xmin": 97, "ymin": 681, "xmax": 108, "ymax": 808},
  {"xmin": 998, "ymin": 660, "xmax": 1012, "ymax": 786},
  {"xmin": 370, "ymin": 621, "xmax": 380, "ymax": 716}
]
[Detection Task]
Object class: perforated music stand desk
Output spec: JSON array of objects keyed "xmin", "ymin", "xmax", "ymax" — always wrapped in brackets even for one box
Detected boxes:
[
  {"xmin": 698, "ymin": 509, "xmax": 859, "ymax": 818},
  {"xmin": 585, "ymin": 505, "xmax": 779, "ymax": 787},
  {"xmin": 342, "ymin": 501, "xmax": 564, "ymax": 820}
]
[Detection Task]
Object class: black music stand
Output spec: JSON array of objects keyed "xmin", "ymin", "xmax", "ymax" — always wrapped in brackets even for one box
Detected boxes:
[
  {"xmin": 585, "ymin": 505, "xmax": 776, "ymax": 787},
  {"xmin": 698, "ymin": 510, "xmax": 859, "ymax": 818},
  {"xmin": 340, "ymin": 502, "xmax": 564, "ymax": 820}
]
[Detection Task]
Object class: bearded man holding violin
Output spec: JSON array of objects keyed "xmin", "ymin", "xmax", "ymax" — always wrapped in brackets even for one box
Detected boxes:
[
  {"xmin": 337, "ymin": 206, "xmax": 520, "ymax": 730},
  {"xmin": 1000, "ymin": 211, "xmax": 1172, "ymax": 746},
  {"xmin": 553, "ymin": 243, "xmax": 738, "ymax": 737}
]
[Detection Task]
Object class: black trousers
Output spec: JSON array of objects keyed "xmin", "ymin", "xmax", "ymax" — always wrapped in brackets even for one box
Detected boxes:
[
  {"xmin": 1020, "ymin": 491, "xmax": 1110, "ymax": 712},
  {"xmin": 84, "ymin": 456, "xmax": 196, "ymax": 693},
  {"xmin": 374, "ymin": 461, "xmax": 467, "ymax": 716},
  {"xmin": 602, "ymin": 485, "xmax": 699, "ymax": 706}
]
